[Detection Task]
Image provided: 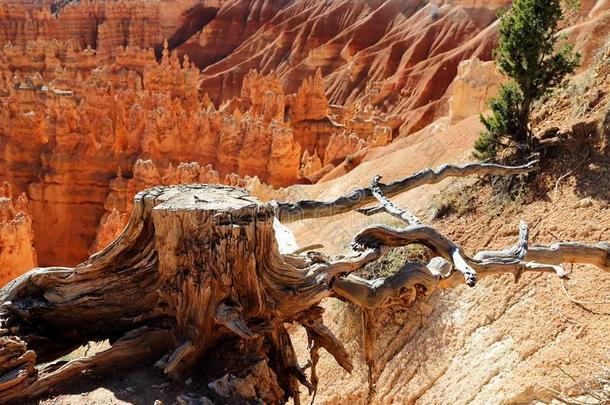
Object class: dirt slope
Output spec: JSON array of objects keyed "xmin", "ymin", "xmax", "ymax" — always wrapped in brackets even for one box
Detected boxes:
[
  {"xmin": 279, "ymin": 46, "xmax": 610, "ymax": 403},
  {"xmin": 290, "ymin": 156, "xmax": 610, "ymax": 403},
  {"xmin": 29, "ymin": 101, "xmax": 610, "ymax": 405}
]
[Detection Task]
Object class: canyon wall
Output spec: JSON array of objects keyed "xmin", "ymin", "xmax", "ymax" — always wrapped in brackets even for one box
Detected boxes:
[
  {"xmin": 0, "ymin": 0, "xmax": 497, "ymax": 138},
  {"xmin": 0, "ymin": 0, "xmax": 528, "ymax": 268},
  {"xmin": 0, "ymin": 35, "xmax": 389, "ymax": 265},
  {"xmin": 448, "ymin": 58, "xmax": 504, "ymax": 123},
  {"xmin": 1, "ymin": 0, "xmax": 608, "ymax": 269},
  {"xmin": 0, "ymin": 182, "xmax": 36, "ymax": 287},
  {"xmin": 191, "ymin": 0, "xmax": 503, "ymax": 135},
  {"xmin": 0, "ymin": 43, "xmax": 291, "ymax": 264},
  {"xmin": 0, "ymin": 1, "xmax": 161, "ymax": 59}
]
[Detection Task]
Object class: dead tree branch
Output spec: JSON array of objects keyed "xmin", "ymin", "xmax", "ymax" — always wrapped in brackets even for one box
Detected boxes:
[
  {"xmin": 526, "ymin": 242, "xmax": 610, "ymax": 272},
  {"xmin": 366, "ymin": 175, "xmax": 422, "ymax": 225},
  {"xmin": 275, "ymin": 160, "xmax": 539, "ymax": 222}
]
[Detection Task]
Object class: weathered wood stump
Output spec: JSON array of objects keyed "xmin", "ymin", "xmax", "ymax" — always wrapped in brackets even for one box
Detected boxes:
[
  {"xmin": 1, "ymin": 163, "xmax": 608, "ymax": 404},
  {"xmin": 0, "ymin": 185, "xmax": 376, "ymax": 403}
]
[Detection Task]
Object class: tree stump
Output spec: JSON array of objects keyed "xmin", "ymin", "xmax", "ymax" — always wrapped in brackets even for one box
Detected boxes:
[
  {"xmin": 152, "ymin": 185, "xmax": 275, "ymax": 378},
  {"xmin": 0, "ymin": 185, "xmax": 374, "ymax": 403}
]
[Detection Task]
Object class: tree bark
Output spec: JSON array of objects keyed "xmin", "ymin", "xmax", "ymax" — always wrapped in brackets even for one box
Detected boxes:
[{"xmin": 276, "ymin": 160, "xmax": 538, "ymax": 222}]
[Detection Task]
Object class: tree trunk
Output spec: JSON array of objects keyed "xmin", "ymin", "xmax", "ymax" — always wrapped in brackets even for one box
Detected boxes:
[{"xmin": 0, "ymin": 184, "xmax": 376, "ymax": 403}]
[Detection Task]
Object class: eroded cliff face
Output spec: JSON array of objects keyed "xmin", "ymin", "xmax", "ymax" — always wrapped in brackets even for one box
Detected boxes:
[
  {"xmin": 0, "ymin": 32, "xmax": 392, "ymax": 265},
  {"xmin": 0, "ymin": 0, "xmax": 162, "ymax": 61},
  {"xmin": 0, "ymin": 0, "xmax": 607, "ymax": 276},
  {"xmin": 0, "ymin": 182, "xmax": 36, "ymax": 287},
  {"xmin": 0, "ymin": 0, "xmax": 499, "ymax": 137},
  {"xmin": 190, "ymin": 0, "xmax": 503, "ymax": 136},
  {"xmin": 448, "ymin": 58, "xmax": 504, "ymax": 123},
  {"xmin": 0, "ymin": 0, "xmax": 610, "ymax": 403}
]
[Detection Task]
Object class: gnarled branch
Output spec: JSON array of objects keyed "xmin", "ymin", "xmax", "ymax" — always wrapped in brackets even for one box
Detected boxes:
[
  {"xmin": 526, "ymin": 242, "xmax": 610, "ymax": 272},
  {"xmin": 276, "ymin": 160, "xmax": 538, "ymax": 222},
  {"xmin": 367, "ymin": 175, "xmax": 422, "ymax": 225},
  {"xmin": 332, "ymin": 221, "xmax": 603, "ymax": 309}
]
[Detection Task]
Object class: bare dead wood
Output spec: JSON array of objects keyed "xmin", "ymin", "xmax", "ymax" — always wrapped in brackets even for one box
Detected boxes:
[
  {"xmin": 362, "ymin": 309, "xmax": 375, "ymax": 399},
  {"xmin": 276, "ymin": 160, "xmax": 538, "ymax": 222},
  {"xmin": 300, "ymin": 316, "xmax": 352, "ymax": 374},
  {"xmin": 368, "ymin": 175, "xmax": 421, "ymax": 225},
  {"xmin": 332, "ymin": 223, "xmax": 602, "ymax": 309},
  {"xmin": 0, "ymin": 327, "xmax": 171, "ymax": 403},
  {"xmin": 0, "ymin": 185, "xmax": 379, "ymax": 403},
  {"xmin": 526, "ymin": 242, "xmax": 610, "ymax": 272}
]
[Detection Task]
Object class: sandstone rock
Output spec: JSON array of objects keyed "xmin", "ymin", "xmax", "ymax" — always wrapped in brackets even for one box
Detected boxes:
[
  {"xmin": 448, "ymin": 58, "xmax": 505, "ymax": 123},
  {"xmin": 299, "ymin": 150, "xmax": 323, "ymax": 181},
  {"xmin": 0, "ymin": 42, "xmax": 310, "ymax": 264},
  {"xmin": 208, "ymin": 360, "xmax": 283, "ymax": 403},
  {"xmin": 0, "ymin": 1, "xmax": 162, "ymax": 60},
  {"xmin": 287, "ymin": 68, "xmax": 328, "ymax": 122},
  {"xmin": 241, "ymin": 69, "xmax": 285, "ymax": 122},
  {"xmin": 574, "ymin": 197, "xmax": 594, "ymax": 208},
  {"xmin": 324, "ymin": 132, "xmax": 368, "ymax": 166},
  {"xmin": 195, "ymin": 0, "xmax": 504, "ymax": 135},
  {"xmin": 0, "ymin": 182, "xmax": 37, "ymax": 287}
]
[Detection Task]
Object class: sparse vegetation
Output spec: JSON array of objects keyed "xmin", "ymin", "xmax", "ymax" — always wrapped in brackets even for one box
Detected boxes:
[
  {"xmin": 537, "ymin": 363, "xmax": 610, "ymax": 404},
  {"xmin": 428, "ymin": 184, "xmax": 476, "ymax": 220},
  {"xmin": 474, "ymin": 0, "xmax": 580, "ymax": 160},
  {"xmin": 355, "ymin": 244, "xmax": 432, "ymax": 280},
  {"xmin": 566, "ymin": 72, "xmax": 596, "ymax": 118}
]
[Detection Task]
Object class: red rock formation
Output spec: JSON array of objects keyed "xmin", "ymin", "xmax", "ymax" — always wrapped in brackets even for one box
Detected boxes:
[
  {"xmin": 1, "ymin": 40, "xmax": 356, "ymax": 265},
  {"xmin": 1, "ymin": 0, "xmax": 608, "ymax": 269},
  {"xmin": 287, "ymin": 69, "xmax": 328, "ymax": 122},
  {"xmin": 176, "ymin": 0, "xmax": 290, "ymax": 73},
  {"xmin": 324, "ymin": 132, "xmax": 368, "ymax": 166},
  {"xmin": 0, "ymin": 182, "xmax": 36, "ymax": 287},
  {"xmin": 448, "ymin": 58, "xmax": 505, "ymax": 123},
  {"xmin": 299, "ymin": 150, "xmax": 323, "ymax": 181},
  {"xmin": 0, "ymin": 1, "xmax": 161, "ymax": 56},
  {"xmin": 190, "ymin": 0, "xmax": 505, "ymax": 136}
]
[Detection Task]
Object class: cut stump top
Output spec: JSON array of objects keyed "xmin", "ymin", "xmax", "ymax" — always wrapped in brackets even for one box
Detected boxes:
[{"xmin": 148, "ymin": 184, "xmax": 260, "ymax": 212}]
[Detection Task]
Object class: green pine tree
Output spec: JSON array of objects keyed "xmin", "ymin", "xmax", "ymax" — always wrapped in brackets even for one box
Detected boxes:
[{"xmin": 474, "ymin": 0, "xmax": 580, "ymax": 160}]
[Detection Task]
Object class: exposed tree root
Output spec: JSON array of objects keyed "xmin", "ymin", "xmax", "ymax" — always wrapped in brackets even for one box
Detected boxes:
[{"xmin": 0, "ymin": 160, "xmax": 607, "ymax": 404}]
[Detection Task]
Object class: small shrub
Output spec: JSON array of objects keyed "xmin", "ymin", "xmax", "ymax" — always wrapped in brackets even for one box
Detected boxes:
[{"xmin": 566, "ymin": 71, "xmax": 596, "ymax": 119}]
